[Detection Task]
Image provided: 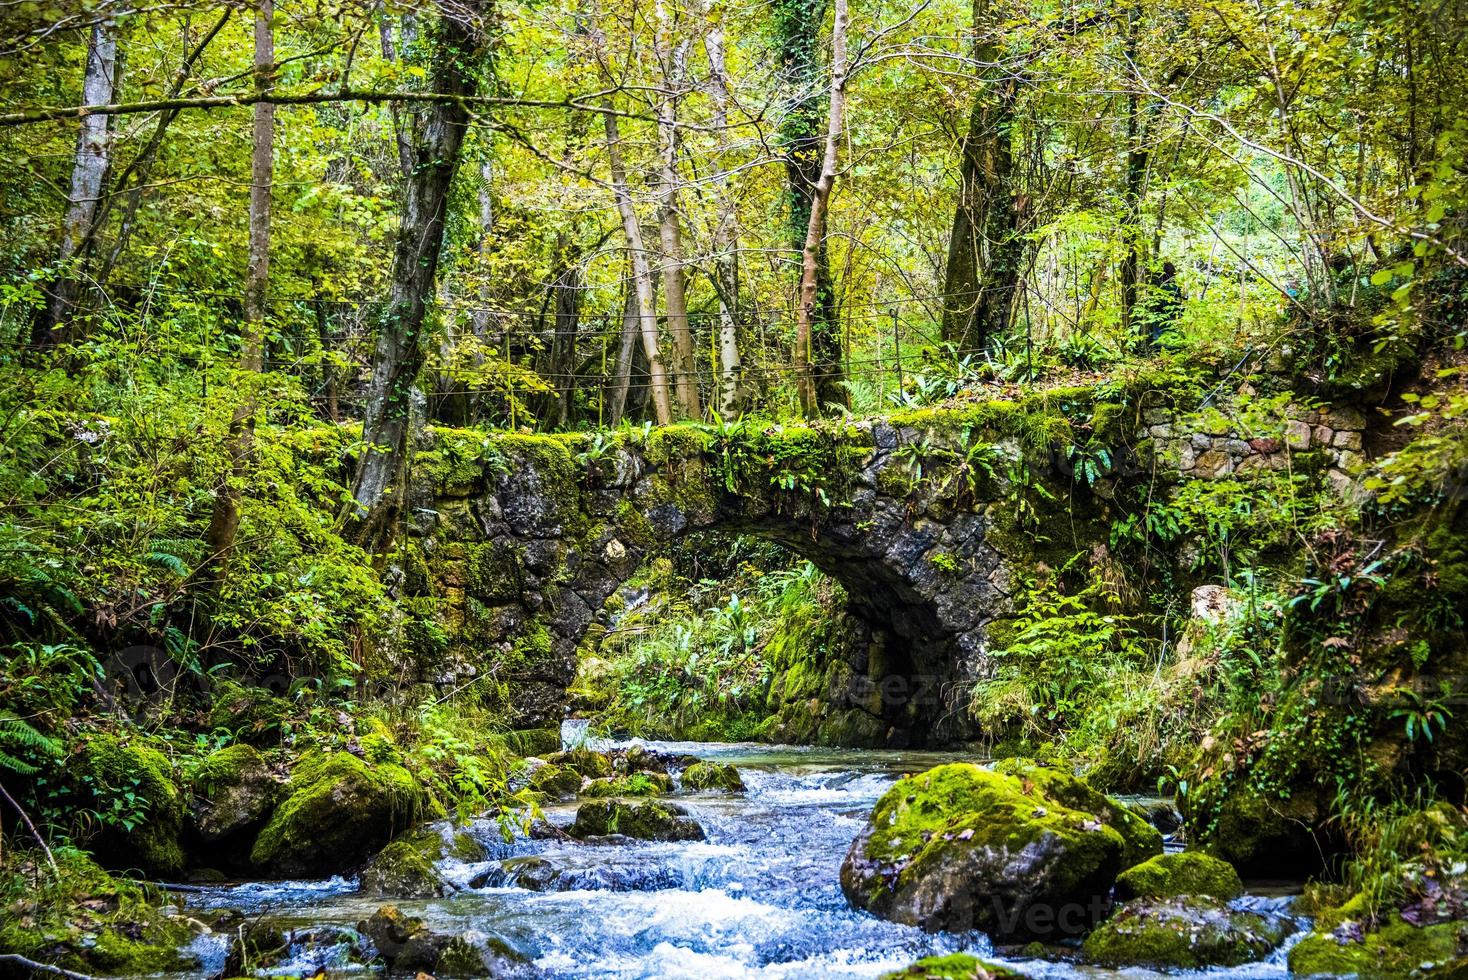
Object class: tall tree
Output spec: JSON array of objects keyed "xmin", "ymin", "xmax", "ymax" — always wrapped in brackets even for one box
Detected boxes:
[
  {"xmin": 703, "ymin": 1, "xmax": 743, "ymax": 416},
  {"xmin": 348, "ymin": 1, "xmax": 490, "ymax": 551},
  {"xmin": 653, "ymin": 0, "xmax": 702, "ymax": 418},
  {"xmin": 940, "ymin": 0, "xmax": 1025, "ymax": 353},
  {"xmin": 34, "ymin": 18, "xmax": 119, "ymax": 346},
  {"xmin": 792, "ymin": 0, "xmax": 848, "ymax": 416},
  {"xmin": 203, "ymin": 0, "xmax": 274, "ymax": 584},
  {"xmin": 775, "ymin": 0, "xmax": 847, "ymax": 413}
]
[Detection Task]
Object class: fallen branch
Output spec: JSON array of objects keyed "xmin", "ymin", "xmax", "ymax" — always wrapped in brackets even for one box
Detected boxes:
[
  {"xmin": 0, "ymin": 954, "xmax": 99, "ymax": 980},
  {"xmin": 0, "ymin": 779, "xmax": 58, "ymax": 874}
]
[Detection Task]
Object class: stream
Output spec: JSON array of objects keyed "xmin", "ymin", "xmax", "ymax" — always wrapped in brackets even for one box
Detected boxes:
[{"xmin": 175, "ymin": 724, "xmax": 1305, "ymax": 979}]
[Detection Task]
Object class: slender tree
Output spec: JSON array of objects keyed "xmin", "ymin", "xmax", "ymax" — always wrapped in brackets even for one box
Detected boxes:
[
  {"xmin": 349, "ymin": 1, "xmax": 491, "ymax": 551},
  {"xmin": 203, "ymin": 0, "xmax": 274, "ymax": 584},
  {"xmin": 703, "ymin": 1, "xmax": 743, "ymax": 416},
  {"xmin": 34, "ymin": 19, "xmax": 118, "ymax": 346},
  {"xmin": 792, "ymin": 0, "xmax": 848, "ymax": 417}
]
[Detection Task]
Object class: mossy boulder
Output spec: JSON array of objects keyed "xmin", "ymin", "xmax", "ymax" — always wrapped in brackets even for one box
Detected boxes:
[
  {"xmin": 207, "ymin": 680, "xmax": 296, "ymax": 745},
  {"xmin": 529, "ymin": 762, "xmax": 584, "ymax": 798},
  {"xmin": 190, "ymin": 743, "xmax": 281, "ymax": 847},
  {"xmin": 840, "ymin": 762, "xmax": 1138, "ymax": 940},
  {"xmin": 991, "ymin": 758, "xmax": 1162, "ymax": 869},
  {"xmin": 1289, "ymin": 916, "xmax": 1468, "ymax": 978},
  {"xmin": 568, "ymin": 800, "xmax": 705, "ymax": 841},
  {"xmin": 1114, "ymin": 851, "xmax": 1243, "ymax": 901},
  {"xmin": 360, "ymin": 826, "xmax": 485, "ymax": 898},
  {"xmin": 0, "ymin": 850, "xmax": 197, "ymax": 977},
  {"xmin": 505, "ymin": 727, "xmax": 562, "ymax": 756},
  {"xmin": 680, "ymin": 761, "xmax": 746, "ymax": 792},
  {"xmin": 250, "ymin": 751, "xmax": 426, "ymax": 875},
  {"xmin": 880, "ymin": 953, "xmax": 1028, "ymax": 978},
  {"xmin": 74, "ymin": 734, "xmax": 187, "ymax": 876},
  {"xmin": 1082, "ymin": 897, "xmax": 1295, "ymax": 969},
  {"xmin": 357, "ymin": 904, "xmax": 522, "ymax": 977},
  {"xmin": 582, "ymin": 772, "xmax": 673, "ymax": 797},
  {"xmin": 1191, "ymin": 782, "xmax": 1327, "ymax": 875},
  {"xmin": 546, "ymin": 747, "xmax": 614, "ymax": 778}
]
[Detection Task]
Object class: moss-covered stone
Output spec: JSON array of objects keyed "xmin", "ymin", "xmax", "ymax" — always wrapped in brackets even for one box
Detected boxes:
[
  {"xmin": 840, "ymin": 762, "xmax": 1129, "ymax": 940},
  {"xmin": 581, "ymin": 772, "xmax": 673, "ymax": 797},
  {"xmin": 250, "ymin": 751, "xmax": 426, "ymax": 875},
  {"xmin": 359, "ymin": 825, "xmax": 483, "ymax": 898},
  {"xmin": 1114, "ymin": 851, "xmax": 1243, "ymax": 901},
  {"xmin": 568, "ymin": 800, "xmax": 705, "ymax": 841},
  {"xmin": 1082, "ymin": 897, "xmax": 1294, "ymax": 969},
  {"xmin": 529, "ymin": 762, "xmax": 584, "ymax": 798},
  {"xmin": 546, "ymin": 747, "xmax": 614, "ymax": 778},
  {"xmin": 990, "ymin": 758, "xmax": 1163, "ymax": 869},
  {"xmin": 1192, "ymin": 781, "xmax": 1325, "ymax": 876},
  {"xmin": 0, "ymin": 850, "xmax": 197, "ymax": 977},
  {"xmin": 505, "ymin": 727, "xmax": 562, "ymax": 757},
  {"xmin": 74, "ymin": 734, "xmax": 187, "ymax": 876},
  {"xmin": 190, "ymin": 743, "xmax": 280, "ymax": 847},
  {"xmin": 1288, "ymin": 916, "xmax": 1468, "ymax": 978},
  {"xmin": 207, "ymin": 680, "xmax": 296, "ymax": 745},
  {"xmin": 879, "ymin": 953, "xmax": 1029, "ymax": 979},
  {"xmin": 679, "ymin": 760, "xmax": 746, "ymax": 792}
]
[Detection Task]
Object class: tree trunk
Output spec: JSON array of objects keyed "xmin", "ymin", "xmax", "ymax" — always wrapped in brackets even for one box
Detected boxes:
[
  {"xmin": 940, "ymin": 0, "xmax": 1024, "ymax": 352},
  {"xmin": 349, "ymin": 2, "xmax": 487, "ymax": 552},
  {"xmin": 653, "ymin": 6, "xmax": 701, "ymax": 418},
  {"xmin": 538, "ymin": 232, "xmax": 583, "ymax": 428},
  {"xmin": 35, "ymin": 19, "xmax": 119, "ymax": 346},
  {"xmin": 608, "ymin": 283, "xmax": 639, "ymax": 426},
  {"xmin": 202, "ymin": 0, "xmax": 273, "ymax": 585},
  {"xmin": 602, "ymin": 107, "xmax": 674, "ymax": 425},
  {"xmin": 792, "ymin": 0, "xmax": 848, "ymax": 417},
  {"xmin": 703, "ymin": 7, "xmax": 742, "ymax": 416}
]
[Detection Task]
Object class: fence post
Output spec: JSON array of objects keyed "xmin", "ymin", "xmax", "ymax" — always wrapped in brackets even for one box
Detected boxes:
[{"xmin": 891, "ymin": 308, "xmax": 902, "ymax": 395}]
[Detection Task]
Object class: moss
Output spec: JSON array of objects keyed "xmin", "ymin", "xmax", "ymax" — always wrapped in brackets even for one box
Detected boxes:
[
  {"xmin": 581, "ymin": 772, "xmax": 673, "ymax": 797},
  {"xmin": 546, "ymin": 747, "xmax": 613, "ymax": 778},
  {"xmin": 1082, "ymin": 897, "xmax": 1294, "ymax": 969},
  {"xmin": 880, "ymin": 953, "xmax": 1029, "ymax": 979},
  {"xmin": 529, "ymin": 763, "xmax": 583, "ymax": 797},
  {"xmin": 504, "ymin": 727, "xmax": 561, "ymax": 757},
  {"xmin": 840, "ymin": 762, "xmax": 1128, "ymax": 937},
  {"xmin": 360, "ymin": 827, "xmax": 482, "ymax": 898},
  {"xmin": 679, "ymin": 760, "xmax": 746, "ymax": 792},
  {"xmin": 463, "ymin": 541, "xmax": 524, "ymax": 601},
  {"xmin": 568, "ymin": 799, "xmax": 705, "ymax": 840},
  {"xmin": 0, "ymin": 850, "xmax": 196, "ymax": 976},
  {"xmin": 991, "ymin": 758, "xmax": 1163, "ymax": 868},
  {"xmin": 1288, "ymin": 915, "xmax": 1468, "ymax": 978},
  {"xmin": 1114, "ymin": 851, "xmax": 1243, "ymax": 901},
  {"xmin": 207, "ymin": 679, "xmax": 295, "ymax": 745},
  {"xmin": 192, "ymin": 743, "xmax": 265, "ymax": 791},
  {"xmin": 250, "ymin": 751, "xmax": 425, "ymax": 875},
  {"xmin": 75, "ymin": 734, "xmax": 186, "ymax": 876}
]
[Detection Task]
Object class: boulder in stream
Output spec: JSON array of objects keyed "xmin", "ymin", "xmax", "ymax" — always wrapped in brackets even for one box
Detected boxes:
[
  {"xmin": 1081, "ymin": 896, "xmax": 1295, "ymax": 969},
  {"xmin": 680, "ymin": 760, "xmax": 746, "ymax": 792},
  {"xmin": 880, "ymin": 953, "xmax": 1030, "ymax": 978},
  {"xmin": 358, "ymin": 905, "xmax": 524, "ymax": 977},
  {"xmin": 190, "ymin": 744, "xmax": 282, "ymax": 847},
  {"xmin": 1114, "ymin": 851, "xmax": 1243, "ymax": 901},
  {"xmin": 360, "ymin": 825, "xmax": 486, "ymax": 898},
  {"xmin": 840, "ymin": 761, "xmax": 1160, "ymax": 941},
  {"xmin": 249, "ymin": 750, "xmax": 426, "ymax": 875},
  {"xmin": 568, "ymin": 799, "xmax": 705, "ymax": 841},
  {"xmin": 546, "ymin": 747, "xmax": 614, "ymax": 778},
  {"xmin": 582, "ymin": 772, "xmax": 674, "ymax": 797},
  {"xmin": 529, "ymin": 762, "xmax": 584, "ymax": 798}
]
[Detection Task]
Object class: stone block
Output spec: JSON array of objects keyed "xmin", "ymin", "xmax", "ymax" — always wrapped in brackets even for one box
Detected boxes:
[
  {"xmin": 1193, "ymin": 450, "xmax": 1234, "ymax": 479},
  {"xmin": 1284, "ymin": 420, "xmax": 1311, "ymax": 450},
  {"xmin": 1332, "ymin": 430, "xmax": 1363, "ymax": 451}
]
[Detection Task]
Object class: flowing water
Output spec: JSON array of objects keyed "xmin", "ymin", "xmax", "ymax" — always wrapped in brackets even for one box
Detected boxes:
[{"xmin": 176, "ymin": 724, "xmax": 1304, "ymax": 979}]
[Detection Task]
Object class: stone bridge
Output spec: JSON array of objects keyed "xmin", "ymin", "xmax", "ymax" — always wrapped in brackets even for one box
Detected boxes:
[{"xmin": 396, "ymin": 385, "xmax": 1353, "ymax": 746}]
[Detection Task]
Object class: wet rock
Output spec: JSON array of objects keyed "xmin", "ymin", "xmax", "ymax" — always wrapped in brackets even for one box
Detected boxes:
[
  {"xmin": 1288, "ymin": 915, "xmax": 1468, "ymax": 978},
  {"xmin": 1114, "ymin": 852, "xmax": 1243, "ymax": 901},
  {"xmin": 529, "ymin": 762, "xmax": 584, "ymax": 798},
  {"xmin": 546, "ymin": 747, "xmax": 614, "ymax": 778},
  {"xmin": 618, "ymin": 744, "xmax": 672, "ymax": 774},
  {"xmin": 582, "ymin": 772, "xmax": 674, "ymax": 797},
  {"xmin": 1190, "ymin": 782, "xmax": 1329, "ymax": 876},
  {"xmin": 1082, "ymin": 896, "xmax": 1294, "ymax": 969},
  {"xmin": 190, "ymin": 743, "xmax": 282, "ymax": 846},
  {"xmin": 679, "ymin": 761, "xmax": 746, "ymax": 792},
  {"xmin": 880, "ymin": 952, "xmax": 1030, "ymax": 978},
  {"xmin": 568, "ymin": 799, "xmax": 705, "ymax": 841},
  {"xmin": 475, "ymin": 854, "xmax": 684, "ymax": 892},
  {"xmin": 360, "ymin": 826, "xmax": 486, "ymax": 898},
  {"xmin": 840, "ymin": 761, "xmax": 1159, "ymax": 941},
  {"xmin": 357, "ymin": 905, "xmax": 523, "ymax": 977},
  {"xmin": 249, "ymin": 751, "xmax": 426, "ymax": 876},
  {"xmin": 221, "ymin": 920, "xmax": 368, "ymax": 977}
]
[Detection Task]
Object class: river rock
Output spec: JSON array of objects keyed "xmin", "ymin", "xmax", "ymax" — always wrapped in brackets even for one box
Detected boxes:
[
  {"xmin": 1114, "ymin": 852, "xmax": 1243, "ymax": 901},
  {"xmin": 880, "ymin": 953, "xmax": 1029, "ymax": 978},
  {"xmin": 679, "ymin": 761, "xmax": 746, "ymax": 792},
  {"xmin": 249, "ymin": 750, "xmax": 426, "ymax": 875},
  {"xmin": 840, "ymin": 761, "xmax": 1158, "ymax": 941},
  {"xmin": 568, "ymin": 799, "xmax": 705, "ymax": 841},
  {"xmin": 1082, "ymin": 897, "xmax": 1295, "ymax": 969},
  {"xmin": 529, "ymin": 762, "xmax": 584, "ymax": 798},
  {"xmin": 190, "ymin": 744, "xmax": 282, "ymax": 847},
  {"xmin": 1289, "ymin": 915, "xmax": 1468, "ymax": 977},
  {"xmin": 357, "ymin": 905, "xmax": 523, "ymax": 977},
  {"xmin": 360, "ymin": 825, "xmax": 486, "ymax": 898},
  {"xmin": 546, "ymin": 747, "xmax": 615, "ymax": 778},
  {"xmin": 582, "ymin": 772, "xmax": 674, "ymax": 797}
]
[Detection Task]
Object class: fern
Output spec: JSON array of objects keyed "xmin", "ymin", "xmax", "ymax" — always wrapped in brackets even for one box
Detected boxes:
[{"xmin": 0, "ymin": 711, "xmax": 63, "ymax": 775}]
